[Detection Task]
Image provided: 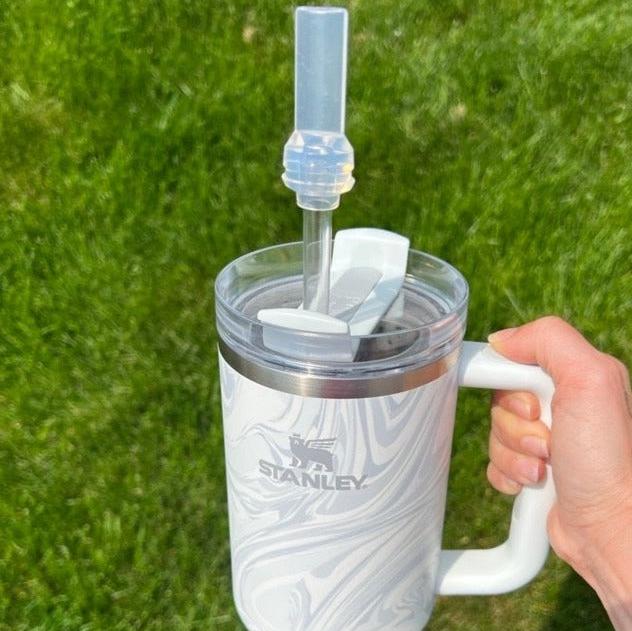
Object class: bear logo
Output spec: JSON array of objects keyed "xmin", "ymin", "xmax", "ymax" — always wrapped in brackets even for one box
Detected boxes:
[{"xmin": 289, "ymin": 434, "xmax": 336, "ymax": 472}]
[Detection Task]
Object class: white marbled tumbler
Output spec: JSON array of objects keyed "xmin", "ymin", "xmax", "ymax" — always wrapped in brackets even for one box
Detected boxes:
[
  {"xmin": 215, "ymin": 244, "xmax": 557, "ymax": 631},
  {"xmin": 220, "ymin": 355, "xmax": 459, "ymax": 631}
]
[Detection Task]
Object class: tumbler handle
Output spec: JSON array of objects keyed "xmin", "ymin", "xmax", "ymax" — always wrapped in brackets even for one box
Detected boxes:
[{"xmin": 436, "ymin": 341, "xmax": 556, "ymax": 595}]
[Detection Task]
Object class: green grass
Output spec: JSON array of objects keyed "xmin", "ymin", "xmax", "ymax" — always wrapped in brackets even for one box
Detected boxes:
[{"xmin": 1, "ymin": 0, "xmax": 631, "ymax": 629}]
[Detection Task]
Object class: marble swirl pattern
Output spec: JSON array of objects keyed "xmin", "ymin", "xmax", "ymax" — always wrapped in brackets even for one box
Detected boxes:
[{"xmin": 220, "ymin": 356, "xmax": 459, "ymax": 631}]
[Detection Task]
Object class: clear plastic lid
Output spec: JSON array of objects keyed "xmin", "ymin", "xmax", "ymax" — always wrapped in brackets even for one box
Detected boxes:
[{"xmin": 215, "ymin": 243, "xmax": 469, "ymax": 380}]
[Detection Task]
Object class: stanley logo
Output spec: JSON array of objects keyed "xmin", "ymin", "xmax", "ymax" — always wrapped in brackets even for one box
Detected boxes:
[
  {"xmin": 259, "ymin": 433, "xmax": 368, "ymax": 491},
  {"xmin": 289, "ymin": 435, "xmax": 335, "ymax": 471}
]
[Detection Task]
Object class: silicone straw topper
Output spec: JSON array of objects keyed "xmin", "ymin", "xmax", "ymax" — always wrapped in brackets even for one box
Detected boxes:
[
  {"xmin": 282, "ymin": 7, "xmax": 355, "ymax": 313},
  {"xmin": 282, "ymin": 6, "xmax": 355, "ymax": 211}
]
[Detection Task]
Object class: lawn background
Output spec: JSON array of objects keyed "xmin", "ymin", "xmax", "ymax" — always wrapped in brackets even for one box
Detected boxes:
[{"xmin": 1, "ymin": 0, "xmax": 631, "ymax": 629}]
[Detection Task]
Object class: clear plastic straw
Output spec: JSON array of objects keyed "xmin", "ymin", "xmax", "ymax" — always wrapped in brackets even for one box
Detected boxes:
[
  {"xmin": 294, "ymin": 7, "xmax": 348, "ymax": 313},
  {"xmin": 303, "ymin": 209, "xmax": 332, "ymax": 312}
]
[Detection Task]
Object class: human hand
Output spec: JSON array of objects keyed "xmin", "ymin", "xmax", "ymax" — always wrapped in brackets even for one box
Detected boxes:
[{"xmin": 486, "ymin": 317, "xmax": 632, "ymax": 603}]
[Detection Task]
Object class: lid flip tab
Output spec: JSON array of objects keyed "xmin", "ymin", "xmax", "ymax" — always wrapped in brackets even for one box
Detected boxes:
[{"xmin": 257, "ymin": 229, "xmax": 410, "ymax": 361}]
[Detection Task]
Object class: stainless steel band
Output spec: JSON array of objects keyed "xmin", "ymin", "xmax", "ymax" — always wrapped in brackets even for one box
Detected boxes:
[{"xmin": 218, "ymin": 338, "xmax": 459, "ymax": 399}]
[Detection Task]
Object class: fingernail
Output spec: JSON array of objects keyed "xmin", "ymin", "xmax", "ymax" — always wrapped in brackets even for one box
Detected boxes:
[
  {"xmin": 520, "ymin": 435, "xmax": 549, "ymax": 459},
  {"xmin": 488, "ymin": 327, "xmax": 518, "ymax": 344},
  {"xmin": 517, "ymin": 458, "xmax": 542, "ymax": 483}
]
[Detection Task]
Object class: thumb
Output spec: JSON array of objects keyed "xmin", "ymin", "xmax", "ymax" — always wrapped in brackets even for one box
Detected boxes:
[{"xmin": 488, "ymin": 316, "xmax": 600, "ymax": 384}]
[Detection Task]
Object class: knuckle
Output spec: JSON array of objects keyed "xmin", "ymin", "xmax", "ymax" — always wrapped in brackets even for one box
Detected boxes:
[
  {"xmin": 487, "ymin": 462, "xmax": 521, "ymax": 495},
  {"xmin": 491, "ymin": 403, "xmax": 511, "ymax": 428},
  {"xmin": 489, "ymin": 438, "xmax": 519, "ymax": 475},
  {"xmin": 488, "ymin": 434, "xmax": 501, "ymax": 463},
  {"xmin": 491, "ymin": 407, "xmax": 521, "ymax": 449},
  {"xmin": 593, "ymin": 353, "xmax": 628, "ymax": 388},
  {"xmin": 488, "ymin": 430, "xmax": 499, "ymax": 458},
  {"xmin": 486, "ymin": 461, "xmax": 496, "ymax": 484},
  {"xmin": 537, "ymin": 315, "xmax": 568, "ymax": 333},
  {"xmin": 611, "ymin": 356, "xmax": 630, "ymax": 382},
  {"xmin": 486, "ymin": 462, "xmax": 505, "ymax": 490},
  {"xmin": 490, "ymin": 404, "xmax": 504, "ymax": 427},
  {"xmin": 562, "ymin": 351, "xmax": 627, "ymax": 392}
]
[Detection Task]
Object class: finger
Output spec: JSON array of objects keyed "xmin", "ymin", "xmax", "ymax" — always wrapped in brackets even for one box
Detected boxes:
[
  {"xmin": 488, "ymin": 316, "xmax": 600, "ymax": 384},
  {"xmin": 489, "ymin": 432, "xmax": 546, "ymax": 485},
  {"xmin": 487, "ymin": 461, "xmax": 522, "ymax": 495},
  {"xmin": 492, "ymin": 389, "xmax": 540, "ymax": 420},
  {"xmin": 491, "ymin": 405, "xmax": 550, "ymax": 458}
]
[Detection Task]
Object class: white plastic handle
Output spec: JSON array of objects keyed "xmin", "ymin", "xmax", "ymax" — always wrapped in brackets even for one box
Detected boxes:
[{"xmin": 436, "ymin": 341, "xmax": 556, "ymax": 595}]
